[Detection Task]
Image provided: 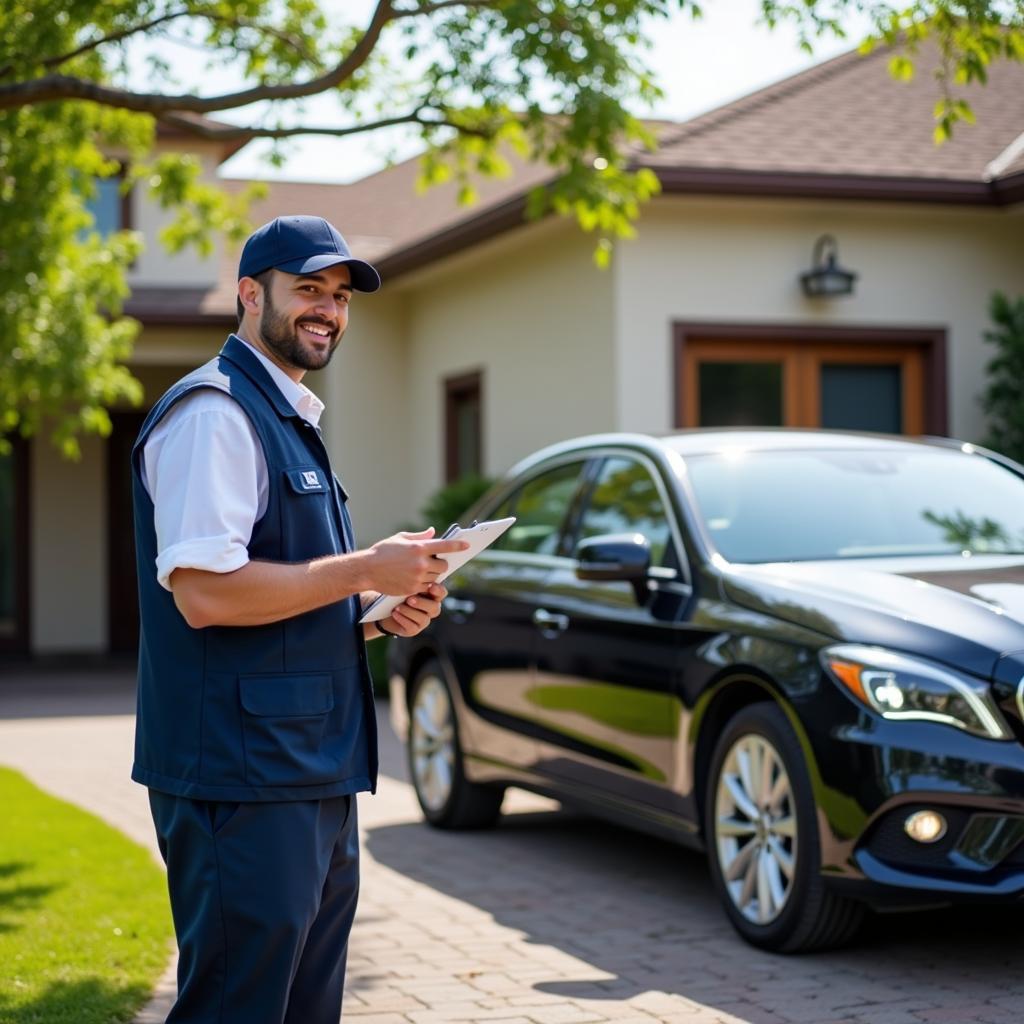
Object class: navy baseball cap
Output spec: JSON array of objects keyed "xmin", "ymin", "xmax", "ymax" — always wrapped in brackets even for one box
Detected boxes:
[{"xmin": 238, "ymin": 215, "xmax": 381, "ymax": 292}]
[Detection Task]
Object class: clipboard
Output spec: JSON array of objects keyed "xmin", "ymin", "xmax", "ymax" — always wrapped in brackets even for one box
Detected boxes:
[{"xmin": 358, "ymin": 516, "xmax": 516, "ymax": 624}]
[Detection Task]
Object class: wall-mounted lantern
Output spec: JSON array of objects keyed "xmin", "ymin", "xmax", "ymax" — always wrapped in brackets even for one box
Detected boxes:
[{"xmin": 800, "ymin": 234, "xmax": 857, "ymax": 298}]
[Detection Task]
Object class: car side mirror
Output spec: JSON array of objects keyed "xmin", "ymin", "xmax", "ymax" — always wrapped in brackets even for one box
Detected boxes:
[{"xmin": 575, "ymin": 533, "xmax": 652, "ymax": 603}]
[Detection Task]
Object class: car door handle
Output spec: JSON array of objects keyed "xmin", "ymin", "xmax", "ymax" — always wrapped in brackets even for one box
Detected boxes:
[
  {"xmin": 445, "ymin": 597, "xmax": 476, "ymax": 620},
  {"xmin": 533, "ymin": 608, "xmax": 569, "ymax": 634}
]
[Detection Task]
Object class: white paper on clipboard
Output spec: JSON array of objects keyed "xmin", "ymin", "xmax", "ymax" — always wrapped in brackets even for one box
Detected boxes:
[{"xmin": 358, "ymin": 516, "xmax": 516, "ymax": 624}]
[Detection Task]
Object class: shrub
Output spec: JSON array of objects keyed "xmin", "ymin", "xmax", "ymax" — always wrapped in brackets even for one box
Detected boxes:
[
  {"xmin": 980, "ymin": 291, "xmax": 1024, "ymax": 463},
  {"xmin": 368, "ymin": 474, "xmax": 496, "ymax": 697},
  {"xmin": 418, "ymin": 473, "xmax": 495, "ymax": 533}
]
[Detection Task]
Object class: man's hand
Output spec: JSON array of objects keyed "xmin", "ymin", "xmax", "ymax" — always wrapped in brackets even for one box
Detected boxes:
[
  {"xmin": 168, "ymin": 529, "xmax": 469, "ymax": 631},
  {"xmin": 378, "ymin": 582, "xmax": 448, "ymax": 638},
  {"xmin": 362, "ymin": 528, "xmax": 469, "ymax": 596}
]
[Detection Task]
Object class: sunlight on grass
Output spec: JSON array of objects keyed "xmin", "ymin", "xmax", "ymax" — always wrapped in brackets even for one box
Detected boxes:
[{"xmin": 0, "ymin": 766, "xmax": 172, "ymax": 1023}]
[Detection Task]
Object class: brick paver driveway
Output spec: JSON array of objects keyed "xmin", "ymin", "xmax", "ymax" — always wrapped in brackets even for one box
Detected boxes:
[{"xmin": 1, "ymin": 667, "xmax": 1021, "ymax": 1024}]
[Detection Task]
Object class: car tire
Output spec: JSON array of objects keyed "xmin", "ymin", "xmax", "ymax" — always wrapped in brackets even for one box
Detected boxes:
[
  {"xmin": 407, "ymin": 660, "xmax": 504, "ymax": 830},
  {"xmin": 704, "ymin": 701, "xmax": 865, "ymax": 952}
]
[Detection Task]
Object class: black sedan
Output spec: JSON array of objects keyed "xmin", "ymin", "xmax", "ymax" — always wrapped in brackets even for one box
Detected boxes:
[{"xmin": 387, "ymin": 430, "xmax": 1024, "ymax": 952}]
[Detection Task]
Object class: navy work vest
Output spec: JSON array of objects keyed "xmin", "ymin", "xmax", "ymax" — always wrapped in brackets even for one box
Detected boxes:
[{"xmin": 130, "ymin": 335, "xmax": 378, "ymax": 801}]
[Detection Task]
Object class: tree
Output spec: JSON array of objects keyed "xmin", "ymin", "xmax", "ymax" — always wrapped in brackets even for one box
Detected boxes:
[
  {"xmin": 1, "ymin": 0, "xmax": 1022, "ymax": 455},
  {"xmin": 981, "ymin": 291, "xmax": 1024, "ymax": 463}
]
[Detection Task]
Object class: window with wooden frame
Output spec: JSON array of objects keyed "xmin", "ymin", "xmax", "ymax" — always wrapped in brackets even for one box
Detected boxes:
[
  {"xmin": 674, "ymin": 324, "xmax": 948, "ymax": 437},
  {"xmin": 444, "ymin": 371, "xmax": 483, "ymax": 483},
  {"xmin": 82, "ymin": 165, "xmax": 133, "ymax": 238}
]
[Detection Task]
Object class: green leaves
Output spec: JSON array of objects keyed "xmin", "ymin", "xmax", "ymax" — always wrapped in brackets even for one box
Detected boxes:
[
  {"xmin": 1, "ymin": 0, "xmax": 1023, "ymax": 455},
  {"xmin": 762, "ymin": 1, "xmax": 1024, "ymax": 141},
  {"xmin": 981, "ymin": 291, "xmax": 1024, "ymax": 463},
  {"xmin": 0, "ymin": 97, "xmax": 148, "ymax": 457}
]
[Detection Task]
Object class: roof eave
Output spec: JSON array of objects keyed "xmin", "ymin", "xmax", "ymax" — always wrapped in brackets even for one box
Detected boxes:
[
  {"xmin": 374, "ymin": 191, "xmax": 537, "ymax": 282},
  {"xmin": 374, "ymin": 165, "xmax": 1019, "ymax": 285},
  {"xmin": 992, "ymin": 169, "xmax": 1024, "ymax": 206},
  {"xmin": 129, "ymin": 310, "xmax": 237, "ymax": 327},
  {"xmin": 650, "ymin": 166, "xmax": 1002, "ymax": 205}
]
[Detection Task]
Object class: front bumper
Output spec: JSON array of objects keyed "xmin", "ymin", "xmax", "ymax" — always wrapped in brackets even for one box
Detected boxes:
[{"xmin": 810, "ymin": 707, "xmax": 1024, "ymax": 904}]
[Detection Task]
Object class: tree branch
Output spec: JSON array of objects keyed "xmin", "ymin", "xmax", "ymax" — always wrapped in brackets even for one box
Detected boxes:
[
  {"xmin": 0, "ymin": 4, "xmax": 325, "ymax": 82},
  {"xmin": 47, "ymin": 10, "xmax": 192, "ymax": 69},
  {"xmin": 0, "ymin": 9, "xmax": 192, "ymax": 79},
  {"xmin": 0, "ymin": 0, "xmax": 400, "ymax": 113},
  {"xmin": 393, "ymin": 0, "xmax": 499, "ymax": 16},
  {"xmin": 157, "ymin": 106, "xmax": 491, "ymax": 141}
]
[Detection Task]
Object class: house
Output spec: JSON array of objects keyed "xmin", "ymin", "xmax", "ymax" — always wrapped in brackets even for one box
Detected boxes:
[{"xmin": 4, "ymin": 42, "xmax": 1023, "ymax": 660}]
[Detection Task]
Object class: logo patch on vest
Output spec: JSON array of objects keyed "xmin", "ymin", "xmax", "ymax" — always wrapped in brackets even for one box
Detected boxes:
[{"xmin": 285, "ymin": 467, "xmax": 327, "ymax": 494}]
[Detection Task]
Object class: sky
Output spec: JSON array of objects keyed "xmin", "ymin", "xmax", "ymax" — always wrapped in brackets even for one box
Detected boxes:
[{"xmin": 138, "ymin": 0, "xmax": 875, "ymax": 184}]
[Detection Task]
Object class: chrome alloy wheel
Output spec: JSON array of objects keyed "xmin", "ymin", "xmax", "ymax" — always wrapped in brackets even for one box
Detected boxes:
[
  {"xmin": 714, "ymin": 732, "xmax": 798, "ymax": 925},
  {"xmin": 410, "ymin": 675, "xmax": 456, "ymax": 812}
]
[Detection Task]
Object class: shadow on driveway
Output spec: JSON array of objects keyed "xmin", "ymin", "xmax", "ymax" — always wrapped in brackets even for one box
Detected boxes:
[
  {"xmin": 365, "ymin": 804, "xmax": 1023, "ymax": 1021},
  {"xmin": 0, "ymin": 662, "xmax": 137, "ymax": 720}
]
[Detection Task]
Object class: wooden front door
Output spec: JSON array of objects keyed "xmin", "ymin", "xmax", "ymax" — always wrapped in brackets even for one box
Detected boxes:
[{"xmin": 678, "ymin": 334, "xmax": 935, "ymax": 435}]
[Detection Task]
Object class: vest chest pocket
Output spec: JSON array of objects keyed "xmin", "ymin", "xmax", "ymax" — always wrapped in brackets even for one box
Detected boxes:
[
  {"xmin": 281, "ymin": 466, "xmax": 342, "ymax": 558},
  {"xmin": 238, "ymin": 674, "xmax": 335, "ymax": 786}
]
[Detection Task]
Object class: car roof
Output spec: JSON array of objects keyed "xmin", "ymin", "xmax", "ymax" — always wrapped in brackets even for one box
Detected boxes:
[
  {"xmin": 659, "ymin": 428, "xmax": 952, "ymax": 456},
  {"xmin": 506, "ymin": 429, "xmax": 963, "ymax": 475}
]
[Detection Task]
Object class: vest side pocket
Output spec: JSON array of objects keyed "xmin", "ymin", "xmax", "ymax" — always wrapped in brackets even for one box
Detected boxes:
[{"xmin": 238, "ymin": 673, "xmax": 335, "ymax": 786}]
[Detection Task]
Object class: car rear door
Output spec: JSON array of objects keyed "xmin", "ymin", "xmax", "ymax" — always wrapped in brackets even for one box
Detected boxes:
[{"xmin": 439, "ymin": 457, "xmax": 592, "ymax": 772}]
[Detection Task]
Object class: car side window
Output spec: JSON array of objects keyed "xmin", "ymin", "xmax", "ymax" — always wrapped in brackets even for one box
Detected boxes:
[
  {"xmin": 490, "ymin": 461, "xmax": 585, "ymax": 556},
  {"xmin": 576, "ymin": 456, "xmax": 673, "ymax": 567}
]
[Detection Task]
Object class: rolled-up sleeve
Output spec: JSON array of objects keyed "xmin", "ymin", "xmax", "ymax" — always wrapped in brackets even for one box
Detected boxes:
[{"xmin": 143, "ymin": 394, "xmax": 264, "ymax": 591}]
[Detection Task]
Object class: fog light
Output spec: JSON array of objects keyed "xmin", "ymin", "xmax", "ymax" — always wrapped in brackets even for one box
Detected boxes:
[{"xmin": 904, "ymin": 810, "xmax": 947, "ymax": 843}]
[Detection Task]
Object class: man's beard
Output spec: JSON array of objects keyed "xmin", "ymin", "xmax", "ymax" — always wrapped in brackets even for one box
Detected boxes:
[{"xmin": 259, "ymin": 293, "xmax": 342, "ymax": 371}]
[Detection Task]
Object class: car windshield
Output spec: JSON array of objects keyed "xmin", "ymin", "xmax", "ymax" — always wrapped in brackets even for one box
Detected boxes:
[{"xmin": 683, "ymin": 447, "xmax": 1024, "ymax": 563}]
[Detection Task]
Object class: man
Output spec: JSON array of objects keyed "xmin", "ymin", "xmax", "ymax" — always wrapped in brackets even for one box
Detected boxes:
[{"xmin": 130, "ymin": 215, "xmax": 468, "ymax": 1024}]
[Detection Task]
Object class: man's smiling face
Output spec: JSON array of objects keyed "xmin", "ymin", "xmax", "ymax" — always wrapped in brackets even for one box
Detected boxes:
[{"xmin": 256, "ymin": 264, "xmax": 353, "ymax": 373}]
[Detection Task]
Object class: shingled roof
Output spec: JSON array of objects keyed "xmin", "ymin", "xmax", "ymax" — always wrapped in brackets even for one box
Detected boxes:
[
  {"xmin": 644, "ymin": 40, "xmax": 1024, "ymax": 203},
  {"xmin": 133, "ymin": 40, "xmax": 1024, "ymax": 321}
]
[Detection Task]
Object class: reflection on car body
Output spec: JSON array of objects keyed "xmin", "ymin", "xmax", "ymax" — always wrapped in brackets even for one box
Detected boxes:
[{"xmin": 389, "ymin": 430, "xmax": 1024, "ymax": 952}]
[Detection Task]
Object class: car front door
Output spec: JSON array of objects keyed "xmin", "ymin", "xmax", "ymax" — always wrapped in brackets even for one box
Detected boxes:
[{"xmin": 528, "ymin": 452, "xmax": 694, "ymax": 816}]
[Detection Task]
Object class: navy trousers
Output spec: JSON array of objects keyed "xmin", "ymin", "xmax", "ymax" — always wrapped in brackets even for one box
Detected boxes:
[{"xmin": 149, "ymin": 792, "xmax": 359, "ymax": 1024}]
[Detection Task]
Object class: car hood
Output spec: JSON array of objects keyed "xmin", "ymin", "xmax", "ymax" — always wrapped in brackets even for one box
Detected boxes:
[{"xmin": 720, "ymin": 554, "xmax": 1024, "ymax": 679}]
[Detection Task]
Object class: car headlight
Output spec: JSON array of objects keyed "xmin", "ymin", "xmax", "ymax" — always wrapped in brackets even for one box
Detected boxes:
[{"xmin": 821, "ymin": 644, "xmax": 1011, "ymax": 740}]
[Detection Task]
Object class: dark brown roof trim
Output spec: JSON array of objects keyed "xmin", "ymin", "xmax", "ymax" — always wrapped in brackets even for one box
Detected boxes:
[
  {"xmin": 375, "ymin": 190, "xmax": 540, "ymax": 281},
  {"xmin": 995, "ymin": 170, "xmax": 1024, "ymax": 206},
  {"xmin": 155, "ymin": 117, "xmax": 252, "ymax": 164},
  {"xmin": 125, "ymin": 288, "xmax": 236, "ymax": 326},
  {"xmin": 130, "ymin": 310, "xmax": 237, "ymax": 327},
  {"xmin": 376, "ymin": 165, "xmax": 1020, "ymax": 283},
  {"xmin": 651, "ymin": 166, "xmax": 1011, "ymax": 205}
]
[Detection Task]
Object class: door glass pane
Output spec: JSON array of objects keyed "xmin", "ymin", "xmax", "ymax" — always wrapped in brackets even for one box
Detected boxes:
[
  {"xmin": 699, "ymin": 361, "xmax": 783, "ymax": 427},
  {"xmin": 0, "ymin": 450, "xmax": 15, "ymax": 637},
  {"xmin": 821, "ymin": 364, "xmax": 901, "ymax": 433},
  {"xmin": 577, "ymin": 457, "xmax": 672, "ymax": 566},
  {"xmin": 495, "ymin": 461, "xmax": 585, "ymax": 555}
]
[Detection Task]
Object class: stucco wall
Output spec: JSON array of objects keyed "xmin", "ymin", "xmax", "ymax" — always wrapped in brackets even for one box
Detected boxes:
[
  {"xmin": 130, "ymin": 324, "xmax": 228, "ymax": 375},
  {"xmin": 320, "ymin": 295, "xmax": 413, "ymax": 541},
  {"xmin": 31, "ymin": 434, "xmax": 107, "ymax": 653},
  {"xmin": 127, "ymin": 140, "xmax": 227, "ymax": 288},
  {"xmin": 399, "ymin": 219, "xmax": 617, "ymax": 518},
  {"xmin": 615, "ymin": 196, "xmax": 1024, "ymax": 442}
]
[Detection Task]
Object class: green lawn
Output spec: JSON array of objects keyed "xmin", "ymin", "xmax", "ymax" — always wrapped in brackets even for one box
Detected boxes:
[{"xmin": 0, "ymin": 766, "xmax": 173, "ymax": 1024}]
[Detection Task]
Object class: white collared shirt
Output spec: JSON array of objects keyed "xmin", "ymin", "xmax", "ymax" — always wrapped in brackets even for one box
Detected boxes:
[{"xmin": 141, "ymin": 336, "xmax": 325, "ymax": 591}]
